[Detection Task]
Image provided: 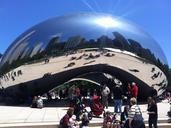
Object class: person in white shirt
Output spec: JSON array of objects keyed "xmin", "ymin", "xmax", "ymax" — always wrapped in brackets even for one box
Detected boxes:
[
  {"xmin": 37, "ymin": 96, "xmax": 43, "ymax": 108},
  {"xmin": 128, "ymin": 97, "xmax": 145, "ymax": 128},
  {"xmin": 101, "ymin": 83, "xmax": 110, "ymax": 109}
]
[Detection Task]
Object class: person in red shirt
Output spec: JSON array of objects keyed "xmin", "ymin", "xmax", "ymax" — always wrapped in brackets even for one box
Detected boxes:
[
  {"xmin": 75, "ymin": 87, "xmax": 80, "ymax": 97},
  {"xmin": 131, "ymin": 82, "xmax": 138, "ymax": 98},
  {"xmin": 59, "ymin": 108, "xmax": 74, "ymax": 128}
]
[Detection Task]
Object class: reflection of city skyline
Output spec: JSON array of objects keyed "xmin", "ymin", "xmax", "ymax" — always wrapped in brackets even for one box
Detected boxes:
[
  {"xmin": 0, "ymin": 31, "xmax": 165, "ymax": 75},
  {"xmin": 0, "ymin": 14, "xmax": 167, "ymax": 67},
  {"xmin": 0, "ymin": 53, "xmax": 2, "ymax": 63},
  {"xmin": 1, "ymin": 30, "xmax": 36, "ymax": 65}
]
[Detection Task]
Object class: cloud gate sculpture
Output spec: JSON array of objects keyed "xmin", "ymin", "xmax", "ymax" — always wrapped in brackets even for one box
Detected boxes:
[{"xmin": 0, "ymin": 13, "xmax": 168, "ymax": 103}]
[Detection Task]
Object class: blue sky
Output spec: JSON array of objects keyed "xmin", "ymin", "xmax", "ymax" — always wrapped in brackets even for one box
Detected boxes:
[{"xmin": 0, "ymin": 0, "xmax": 171, "ymax": 66}]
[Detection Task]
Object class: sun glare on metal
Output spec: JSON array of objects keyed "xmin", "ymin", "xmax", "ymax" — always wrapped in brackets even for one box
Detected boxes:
[{"xmin": 95, "ymin": 17, "xmax": 120, "ymax": 28}]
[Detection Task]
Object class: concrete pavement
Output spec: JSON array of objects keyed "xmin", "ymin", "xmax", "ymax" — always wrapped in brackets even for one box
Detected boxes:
[{"xmin": 0, "ymin": 100, "xmax": 170, "ymax": 128}]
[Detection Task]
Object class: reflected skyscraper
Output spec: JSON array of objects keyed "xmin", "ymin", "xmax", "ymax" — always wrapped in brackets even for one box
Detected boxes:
[{"xmin": 0, "ymin": 13, "xmax": 168, "ymax": 103}]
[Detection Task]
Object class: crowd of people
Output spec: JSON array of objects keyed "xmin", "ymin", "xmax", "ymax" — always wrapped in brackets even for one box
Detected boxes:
[
  {"xmin": 59, "ymin": 107, "xmax": 89, "ymax": 128},
  {"xmin": 58, "ymin": 80, "xmax": 159, "ymax": 128},
  {"xmin": 0, "ymin": 69, "xmax": 23, "ymax": 82},
  {"xmin": 27, "ymin": 78, "xmax": 160, "ymax": 128},
  {"xmin": 59, "ymin": 96, "xmax": 158, "ymax": 128},
  {"xmin": 101, "ymin": 81, "xmax": 139, "ymax": 111}
]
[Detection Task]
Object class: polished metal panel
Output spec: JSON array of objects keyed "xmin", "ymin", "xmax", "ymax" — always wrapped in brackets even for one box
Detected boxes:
[{"xmin": 0, "ymin": 13, "xmax": 168, "ymax": 100}]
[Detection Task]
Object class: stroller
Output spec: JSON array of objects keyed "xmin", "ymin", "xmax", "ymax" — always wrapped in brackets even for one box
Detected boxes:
[
  {"xmin": 72, "ymin": 95, "xmax": 104, "ymax": 120},
  {"xmin": 88, "ymin": 95, "xmax": 104, "ymax": 119},
  {"xmin": 72, "ymin": 96, "xmax": 92, "ymax": 121}
]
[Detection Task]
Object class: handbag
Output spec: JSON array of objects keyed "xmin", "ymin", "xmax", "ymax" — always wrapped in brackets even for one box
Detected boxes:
[
  {"xmin": 133, "ymin": 113, "xmax": 144, "ymax": 121},
  {"xmin": 133, "ymin": 106, "xmax": 144, "ymax": 121},
  {"xmin": 131, "ymin": 106, "xmax": 145, "ymax": 128}
]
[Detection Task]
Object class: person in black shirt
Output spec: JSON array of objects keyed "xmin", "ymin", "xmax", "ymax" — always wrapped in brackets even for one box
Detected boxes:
[
  {"xmin": 113, "ymin": 85, "xmax": 123, "ymax": 113},
  {"xmin": 120, "ymin": 106, "xmax": 129, "ymax": 128},
  {"xmin": 147, "ymin": 98, "xmax": 158, "ymax": 128}
]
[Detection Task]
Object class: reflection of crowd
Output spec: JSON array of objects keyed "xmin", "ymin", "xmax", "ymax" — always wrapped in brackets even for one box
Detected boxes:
[
  {"xmin": 150, "ymin": 66, "xmax": 167, "ymax": 95},
  {"xmin": 31, "ymin": 96, "xmax": 43, "ymax": 109},
  {"xmin": 151, "ymin": 67, "xmax": 163, "ymax": 79},
  {"xmin": 50, "ymin": 87, "xmax": 102, "ymax": 101},
  {"xmin": 44, "ymin": 58, "xmax": 50, "ymax": 64},
  {"xmin": 48, "ymin": 80, "xmax": 141, "ymax": 107},
  {"xmin": 65, "ymin": 50, "xmax": 116, "ymax": 68},
  {"xmin": 0, "ymin": 70, "xmax": 23, "ymax": 82}
]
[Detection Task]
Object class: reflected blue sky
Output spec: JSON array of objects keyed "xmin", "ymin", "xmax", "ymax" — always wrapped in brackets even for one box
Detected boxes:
[
  {"xmin": 0, "ymin": 0, "xmax": 171, "ymax": 66},
  {"xmin": 2, "ymin": 13, "xmax": 167, "ymax": 65}
]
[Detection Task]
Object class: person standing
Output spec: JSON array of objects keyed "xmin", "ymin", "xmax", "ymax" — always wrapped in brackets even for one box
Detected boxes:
[
  {"xmin": 147, "ymin": 98, "xmax": 158, "ymax": 128},
  {"xmin": 31, "ymin": 96, "xmax": 38, "ymax": 108},
  {"xmin": 125, "ymin": 83, "xmax": 132, "ymax": 107},
  {"xmin": 128, "ymin": 98, "xmax": 145, "ymax": 128},
  {"xmin": 80, "ymin": 112, "xmax": 89, "ymax": 128},
  {"xmin": 130, "ymin": 82, "xmax": 138, "ymax": 98},
  {"xmin": 75, "ymin": 87, "xmax": 80, "ymax": 97},
  {"xmin": 113, "ymin": 85, "xmax": 123, "ymax": 113},
  {"xmin": 101, "ymin": 83, "xmax": 110, "ymax": 109},
  {"xmin": 120, "ymin": 106, "xmax": 129, "ymax": 128},
  {"xmin": 37, "ymin": 96, "xmax": 43, "ymax": 108}
]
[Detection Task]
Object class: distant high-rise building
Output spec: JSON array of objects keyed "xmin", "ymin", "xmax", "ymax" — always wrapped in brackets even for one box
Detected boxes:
[
  {"xmin": 0, "ymin": 53, "xmax": 2, "ymax": 62},
  {"xmin": 64, "ymin": 35, "xmax": 83, "ymax": 50},
  {"xmin": 113, "ymin": 32, "xmax": 130, "ymax": 51},
  {"xmin": 29, "ymin": 42, "xmax": 43, "ymax": 58}
]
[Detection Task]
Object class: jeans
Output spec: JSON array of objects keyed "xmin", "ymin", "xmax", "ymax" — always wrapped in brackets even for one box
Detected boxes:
[{"xmin": 114, "ymin": 99, "xmax": 122, "ymax": 113}]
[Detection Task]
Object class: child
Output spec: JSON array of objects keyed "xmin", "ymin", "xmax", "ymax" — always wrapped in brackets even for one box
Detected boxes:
[
  {"xmin": 69, "ymin": 115, "xmax": 79, "ymax": 128},
  {"xmin": 59, "ymin": 108, "xmax": 74, "ymax": 128},
  {"xmin": 112, "ymin": 113, "xmax": 121, "ymax": 128},
  {"xmin": 103, "ymin": 111, "xmax": 113, "ymax": 128}
]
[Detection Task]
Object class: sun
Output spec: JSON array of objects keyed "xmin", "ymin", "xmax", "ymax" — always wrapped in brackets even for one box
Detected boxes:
[{"xmin": 95, "ymin": 16, "xmax": 120, "ymax": 28}]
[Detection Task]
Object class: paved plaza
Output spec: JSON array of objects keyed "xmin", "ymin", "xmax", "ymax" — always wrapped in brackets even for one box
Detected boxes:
[{"xmin": 0, "ymin": 100, "xmax": 171, "ymax": 128}]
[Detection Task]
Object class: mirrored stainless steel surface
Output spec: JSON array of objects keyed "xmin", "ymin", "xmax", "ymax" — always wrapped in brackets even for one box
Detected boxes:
[{"xmin": 0, "ymin": 13, "xmax": 168, "ymax": 100}]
